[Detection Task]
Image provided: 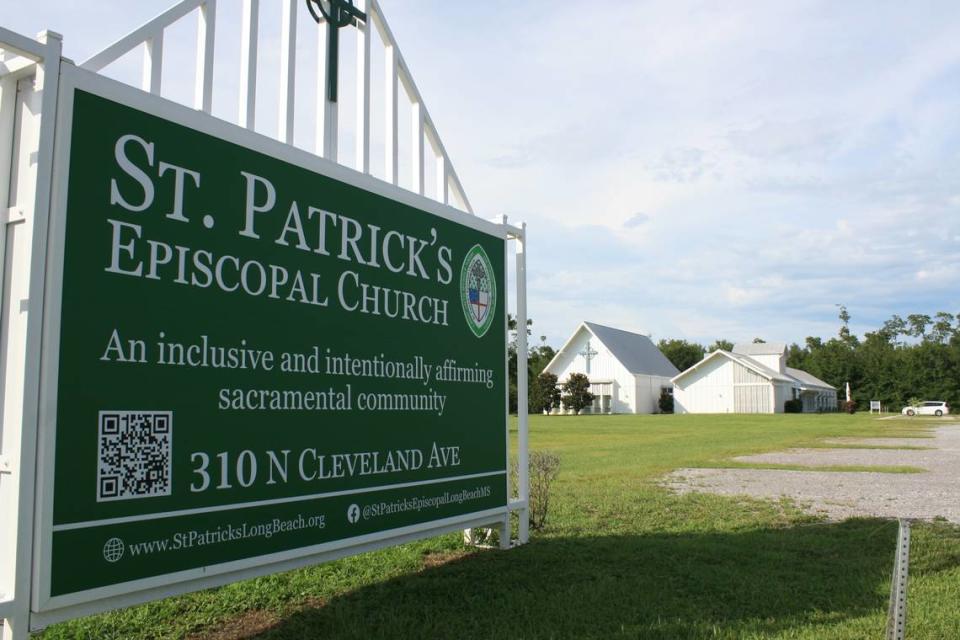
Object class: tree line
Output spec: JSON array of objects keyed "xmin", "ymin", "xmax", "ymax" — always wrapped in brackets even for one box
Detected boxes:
[
  {"xmin": 510, "ymin": 309, "xmax": 960, "ymax": 414},
  {"xmin": 656, "ymin": 307, "xmax": 960, "ymax": 409}
]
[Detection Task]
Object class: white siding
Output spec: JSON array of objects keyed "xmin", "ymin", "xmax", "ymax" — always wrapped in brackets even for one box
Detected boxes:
[
  {"xmin": 635, "ymin": 374, "xmax": 671, "ymax": 414},
  {"xmin": 674, "ymin": 357, "xmax": 788, "ymax": 414},
  {"xmin": 673, "ymin": 357, "xmax": 736, "ymax": 414},
  {"xmin": 611, "ymin": 379, "xmax": 634, "ymax": 414},
  {"xmin": 674, "ymin": 351, "xmax": 835, "ymax": 415},
  {"xmin": 749, "ymin": 352, "xmax": 785, "ymax": 372},
  {"xmin": 547, "ymin": 328, "xmax": 637, "ymax": 413},
  {"xmin": 544, "ymin": 327, "xmax": 676, "ymax": 414},
  {"xmin": 560, "ymin": 331, "xmax": 624, "ymax": 383},
  {"xmin": 773, "ymin": 383, "xmax": 793, "ymax": 414},
  {"xmin": 734, "ymin": 384, "xmax": 770, "ymax": 413}
]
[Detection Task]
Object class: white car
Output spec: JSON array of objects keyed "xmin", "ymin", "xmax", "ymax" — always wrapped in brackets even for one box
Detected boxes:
[{"xmin": 901, "ymin": 401, "xmax": 950, "ymax": 417}]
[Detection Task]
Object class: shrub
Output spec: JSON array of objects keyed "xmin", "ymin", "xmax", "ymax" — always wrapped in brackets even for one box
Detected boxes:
[
  {"xmin": 561, "ymin": 373, "xmax": 594, "ymax": 414},
  {"xmin": 510, "ymin": 450, "xmax": 561, "ymax": 530},
  {"xmin": 528, "ymin": 451, "xmax": 561, "ymax": 529},
  {"xmin": 784, "ymin": 399, "xmax": 803, "ymax": 413},
  {"xmin": 658, "ymin": 388, "xmax": 674, "ymax": 413},
  {"xmin": 843, "ymin": 400, "xmax": 857, "ymax": 414},
  {"xmin": 531, "ymin": 372, "xmax": 561, "ymax": 414}
]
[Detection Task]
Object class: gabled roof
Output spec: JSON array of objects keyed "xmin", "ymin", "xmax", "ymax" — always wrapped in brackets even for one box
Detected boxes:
[
  {"xmin": 543, "ymin": 321, "xmax": 680, "ymax": 378},
  {"xmin": 732, "ymin": 342, "xmax": 787, "ymax": 356},
  {"xmin": 785, "ymin": 367, "xmax": 836, "ymax": 391},
  {"xmin": 672, "ymin": 350, "xmax": 836, "ymax": 391},
  {"xmin": 672, "ymin": 350, "xmax": 793, "ymax": 384}
]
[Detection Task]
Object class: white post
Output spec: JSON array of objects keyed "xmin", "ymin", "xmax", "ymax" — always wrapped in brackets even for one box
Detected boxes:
[
  {"xmin": 0, "ymin": 30, "xmax": 62, "ymax": 640},
  {"xmin": 384, "ymin": 41, "xmax": 399, "ymax": 185},
  {"xmin": 0, "ymin": 66, "xmax": 19, "ymax": 638},
  {"xmin": 515, "ymin": 222, "xmax": 529, "ymax": 544},
  {"xmin": 355, "ymin": 7, "xmax": 371, "ymax": 173},
  {"xmin": 436, "ymin": 154, "xmax": 448, "ymax": 205},
  {"xmin": 194, "ymin": 0, "xmax": 216, "ymax": 113},
  {"xmin": 238, "ymin": 0, "xmax": 258, "ymax": 129},
  {"xmin": 411, "ymin": 99, "xmax": 424, "ymax": 195},
  {"xmin": 141, "ymin": 31, "xmax": 163, "ymax": 95},
  {"xmin": 278, "ymin": 0, "xmax": 297, "ymax": 144}
]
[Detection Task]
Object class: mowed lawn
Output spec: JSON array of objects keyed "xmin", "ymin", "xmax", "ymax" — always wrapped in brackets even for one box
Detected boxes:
[{"xmin": 41, "ymin": 414, "xmax": 960, "ymax": 639}]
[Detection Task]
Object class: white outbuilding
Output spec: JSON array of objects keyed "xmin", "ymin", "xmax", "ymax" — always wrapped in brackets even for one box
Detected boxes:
[
  {"xmin": 542, "ymin": 321, "xmax": 679, "ymax": 414},
  {"xmin": 672, "ymin": 342, "xmax": 837, "ymax": 414}
]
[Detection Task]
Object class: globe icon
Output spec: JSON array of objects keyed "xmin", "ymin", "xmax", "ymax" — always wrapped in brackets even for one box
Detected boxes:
[{"xmin": 103, "ymin": 537, "xmax": 125, "ymax": 563}]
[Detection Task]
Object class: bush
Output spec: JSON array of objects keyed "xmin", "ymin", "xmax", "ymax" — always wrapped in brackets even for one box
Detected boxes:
[
  {"xmin": 561, "ymin": 373, "xmax": 594, "ymax": 414},
  {"xmin": 528, "ymin": 451, "xmax": 561, "ymax": 529},
  {"xmin": 511, "ymin": 450, "xmax": 561, "ymax": 530},
  {"xmin": 842, "ymin": 400, "xmax": 857, "ymax": 414},
  {"xmin": 658, "ymin": 388, "xmax": 674, "ymax": 413},
  {"xmin": 784, "ymin": 399, "xmax": 803, "ymax": 413},
  {"xmin": 531, "ymin": 372, "xmax": 561, "ymax": 414}
]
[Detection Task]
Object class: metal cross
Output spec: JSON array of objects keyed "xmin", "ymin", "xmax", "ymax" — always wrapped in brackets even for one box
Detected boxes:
[
  {"xmin": 579, "ymin": 340, "xmax": 598, "ymax": 374},
  {"xmin": 306, "ymin": 0, "xmax": 367, "ymax": 103}
]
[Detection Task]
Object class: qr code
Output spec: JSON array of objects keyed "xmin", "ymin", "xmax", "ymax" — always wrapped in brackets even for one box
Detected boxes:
[{"xmin": 97, "ymin": 411, "xmax": 173, "ymax": 502}]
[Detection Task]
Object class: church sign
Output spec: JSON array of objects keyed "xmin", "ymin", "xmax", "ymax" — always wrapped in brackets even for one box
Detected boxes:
[{"xmin": 33, "ymin": 69, "xmax": 508, "ymax": 617}]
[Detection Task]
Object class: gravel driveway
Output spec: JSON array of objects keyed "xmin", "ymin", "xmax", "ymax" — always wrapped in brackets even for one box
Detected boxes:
[{"xmin": 663, "ymin": 422, "xmax": 960, "ymax": 523}]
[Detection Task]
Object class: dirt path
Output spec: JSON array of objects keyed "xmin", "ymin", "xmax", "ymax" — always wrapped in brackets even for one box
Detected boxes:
[{"xmin": 663, "ymin": 423, "xmax": 960, "ymax": 523}]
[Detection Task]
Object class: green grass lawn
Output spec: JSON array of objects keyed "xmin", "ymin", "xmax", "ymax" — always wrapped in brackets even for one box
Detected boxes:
[{"xmin": 40, "ymin": 414, "xmax": 960, "ymax": 639}]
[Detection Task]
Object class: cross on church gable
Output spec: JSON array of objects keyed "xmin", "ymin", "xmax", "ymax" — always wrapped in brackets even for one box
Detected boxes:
[{"xmin": 579, "ymin": 340, "xmax": 598, "ymax": 374}]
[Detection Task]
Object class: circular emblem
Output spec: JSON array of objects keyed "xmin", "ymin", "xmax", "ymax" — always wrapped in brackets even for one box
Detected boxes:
[
  {"xmin": 103, "ymin": 537, "xmax": 125, "ymax": 563},
  {"xmin": 459, "ymin": 245, "xmax": 497, "ymax": 338},
  {"xmin": 347, "ymin": 503, "xmax": 361, "ymax": 524}
]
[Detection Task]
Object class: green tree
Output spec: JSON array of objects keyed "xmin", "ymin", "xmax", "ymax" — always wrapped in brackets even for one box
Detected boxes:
[
  {"xmin": 561, "ymin": 373, "xmax": 594, "ymax": 414},
  {"xmin": 837, "ymin": 305, "xmax": 859, "ymax": 347},
  {"xmin": 657, "ymin": 339, "xmax": 704, "ymax": 372},
  {"xmin": 780, "ymin": 309, "xmax": 960, "ymax": 411},
  {"xmin": 880, "ymin": 315, "xmax": 907, "ymax": 344},
  {"xmin": 507, "ymin": 317, "xmax": 558, "ymax": 414},
  {"xmin": 707, "ymin": 339, "xmax": 734, "ymax": 352},
  {"xmin": 907, "ymin": 313, "xmax": 932, "ymax": 340},
  {"xmin": 930, "ymin": 312, "xmax": 956, "ymax": 344},
  {"xmin": 658, "ymin": 388, "xmax": 674, "ymax": 413},
  {"xmin": 786, "ymin": 343, "xmax": 809, "ymax": 370},
  {"xmin": 531, "ymin": 372, "xmax": 561, "ymax": 414},
  {"xmin": 529, "ymin": 340, "xmax": 557, "ymax": 376}
]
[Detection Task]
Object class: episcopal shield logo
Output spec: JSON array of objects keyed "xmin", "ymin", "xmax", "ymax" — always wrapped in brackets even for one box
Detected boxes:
[{"xmin": 460, "ymin": 245, "xmax": 497, "ymax": 338}]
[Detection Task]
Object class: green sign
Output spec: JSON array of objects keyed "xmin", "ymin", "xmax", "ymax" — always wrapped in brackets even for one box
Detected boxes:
[{"xmin": 47, "ymin": 88, "xmax": 507, "ymax": 598}]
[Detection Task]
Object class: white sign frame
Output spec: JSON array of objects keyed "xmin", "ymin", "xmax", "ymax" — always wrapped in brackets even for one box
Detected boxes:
[{"xmin": 0, "ymin": 53, "xmax": 529, "ymax": 635}]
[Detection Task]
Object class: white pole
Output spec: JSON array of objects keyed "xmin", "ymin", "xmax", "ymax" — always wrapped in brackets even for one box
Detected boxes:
[
  {"xmin": 516, "ymin": 222, "xmax": 529, "ymax": 544},
  {"xmin": 384, "ymin": 40, "xmax": 399, "ymax": 185},
  {"xmin": 436, "ymin": 155, "xmax": 448, "ymax": 205},
  {"xmin": 194, "ymin": 0, "xmax": 216, "ymax": 113},
  {"xmin": 410, "ymin": 98, "xmax": 424, "ymax": 196},
  {"xmin": 141, "ymin": 31, "xmax": 163, "ymax": 95},
  {"xmin": 238, "ymin": 0, "xmax": 258, "ymax": 129},
  {"xmin": 278, "ymin": 0, "xmax": 297, "ymax": 144},
  {"xmin": 355, "ymin": 7, "xmax": 371, "ymax": 173},
  {"xmin": 1, "ymin": 30, "xmax": 62, "ymax": 640}
]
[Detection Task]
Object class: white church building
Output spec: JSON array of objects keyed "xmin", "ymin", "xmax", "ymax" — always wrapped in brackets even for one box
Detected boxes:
[
  {"xmin": 542, "ymin": 322, "xmax": 679, "ymax": 414},
  {"xmin": 672, "ymin": 342, "xmax": 837, "ymax": 414}
]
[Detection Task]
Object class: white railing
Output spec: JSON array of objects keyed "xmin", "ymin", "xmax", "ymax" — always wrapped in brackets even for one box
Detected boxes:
[
  {"xmin": 0, "ymin": 26, "xmax": 64, "ymax": 640},
  {"xmin": 79, "ymin": 0, "xmax": 474, "ymax": 214}
]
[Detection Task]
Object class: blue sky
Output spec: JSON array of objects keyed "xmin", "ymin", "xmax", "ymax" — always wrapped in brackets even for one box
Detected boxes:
[{"xmin": 7, "ymin": 1, "xmax": 960, "ymax": 347}]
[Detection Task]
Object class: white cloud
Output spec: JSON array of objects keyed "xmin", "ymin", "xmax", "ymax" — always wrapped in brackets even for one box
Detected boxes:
[{"xmin": 11, "ymin": 1, "xmax": 960, "ymax": 346}]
